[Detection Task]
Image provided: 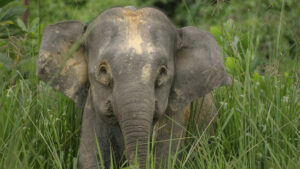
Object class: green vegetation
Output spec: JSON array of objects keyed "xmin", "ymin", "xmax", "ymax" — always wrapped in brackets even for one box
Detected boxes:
[{"xmin": 1, "ymin": 0, "xmax": 299, "ymax": 168}]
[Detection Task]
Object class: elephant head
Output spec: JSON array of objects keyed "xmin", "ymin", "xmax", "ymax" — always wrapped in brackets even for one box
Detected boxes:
[{"xmin": 37, "ymin": 7, "xmax": 231, "ymax": 168}]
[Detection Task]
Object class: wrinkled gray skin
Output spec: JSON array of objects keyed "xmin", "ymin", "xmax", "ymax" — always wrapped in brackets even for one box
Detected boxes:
[{"xmin": 37, "ymin": 7, "xmax": 231, "ymax": 169}]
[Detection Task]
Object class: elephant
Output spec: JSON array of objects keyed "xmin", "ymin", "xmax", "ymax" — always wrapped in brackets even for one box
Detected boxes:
[{"xmin": 37, "ymin": 6, "xmax": 231, "ymax": 169}]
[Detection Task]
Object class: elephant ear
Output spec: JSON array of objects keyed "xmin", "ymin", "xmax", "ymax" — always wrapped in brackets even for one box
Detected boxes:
[
  {"xmin": 169, "ymin": 26, "xmax": 231, "ymax": 111},
  {"xmin": 37, "ymin": 21, "xmax": 89, "ymax": 107}
]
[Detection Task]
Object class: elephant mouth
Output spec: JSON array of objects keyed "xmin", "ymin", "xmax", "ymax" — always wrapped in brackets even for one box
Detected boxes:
[
  {"xmin": 153, "ymin": 116, "xmax": 159, "ymax": 124},
  {"xmin": 152, "ymin": 100, "xmax": 162, "ymax": 124},
  {"xmin": 103, "ymin": 100, "xmax": 118, "ymax": 125}
]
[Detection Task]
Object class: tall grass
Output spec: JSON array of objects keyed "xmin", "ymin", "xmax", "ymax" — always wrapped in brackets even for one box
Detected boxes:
[
  {"xmin": 0, "ymin": 64, "xmax": 81, "ymax": 169},
  {"xmin": 1, "ymin": 0, "xmax": 299, "ymax": 168}
]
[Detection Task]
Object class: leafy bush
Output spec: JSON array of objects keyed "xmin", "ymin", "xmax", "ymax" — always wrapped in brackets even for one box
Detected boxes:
[
  {"xmin": 0, "ymin": 1, "xmax": 39, "ymax": 94},
  {"xmin": 0, "ymin": 1, "xmax": 27, "ymax": 38}
]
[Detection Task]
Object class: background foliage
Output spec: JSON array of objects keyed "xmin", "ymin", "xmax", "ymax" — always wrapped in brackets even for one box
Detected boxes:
[{"xmin": 0, "ymin": 0, "xmax": 299, "ymax": 168}]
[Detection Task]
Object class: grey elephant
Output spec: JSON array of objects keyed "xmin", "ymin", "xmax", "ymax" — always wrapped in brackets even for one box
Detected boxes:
[{"xmin": 37, "ymin": 6, "xmax": 231, "ymax": 169}]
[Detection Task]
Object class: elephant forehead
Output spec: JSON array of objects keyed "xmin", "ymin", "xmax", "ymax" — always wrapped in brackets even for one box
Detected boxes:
[
  {"xmin": 89, "ymin": 7, "xmax": 174, "ymax": 61},
  {"xmin": 122, "ymin": 6, "xmax": 145, "ymax": 24},
  {"xmin": 120, "ymin": 7, "xmax": 149, "ymax": 55},
  {"xmin": 105, "ymin": 8, "xmax": 169, "ymax": 55}
]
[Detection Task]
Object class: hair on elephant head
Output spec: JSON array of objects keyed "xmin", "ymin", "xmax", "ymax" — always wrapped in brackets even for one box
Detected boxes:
[{"xmin": 37, "ymin": 6, "xmax": 231, "ymax": 169}]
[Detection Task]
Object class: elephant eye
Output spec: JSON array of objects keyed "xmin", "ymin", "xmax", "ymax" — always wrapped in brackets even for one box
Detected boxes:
[
  {"xmin": 99, "ymin": 65, "xmax": 107, "ymax": 74},
  {"xmin": 159, "ymin": 66, "xmax": 167, "ymax": 76},
  {"xmin": 97, "ymin": 62, "xmax": 113, "ymax": 88},
  {"xmin": 156, "ymin": 65, "xmax": 168, "ymax": 87}
]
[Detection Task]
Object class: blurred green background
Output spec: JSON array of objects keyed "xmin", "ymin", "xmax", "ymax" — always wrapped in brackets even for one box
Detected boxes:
[{"xmin": 0, "ymin": 0, "xmax": 299, "ymax": 169}]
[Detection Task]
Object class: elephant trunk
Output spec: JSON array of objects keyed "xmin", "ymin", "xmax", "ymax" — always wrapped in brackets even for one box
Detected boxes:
[{"xmin": 114, "ymin": 85, "xmax": 154, "ymax": 169}]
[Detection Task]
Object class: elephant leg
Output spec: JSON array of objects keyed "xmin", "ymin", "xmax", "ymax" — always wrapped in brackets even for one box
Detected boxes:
[
  {"xmin": 110, "ymin": 126, "xmax": 125, "ymax": 167},
  {"xmin": 78, "ymin": 96, "xmax": 112, "ymax": 169},
  {"xmin": 154, "ymin": 107, "xmax": 188, "ymax": 168},
  {"xmin": 190, "ymin": 93, "xmax": 216, "ymax": 135},
  {"xmin": 154, "ymin": 93, "xmax": 216, "ymax": 168}
]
